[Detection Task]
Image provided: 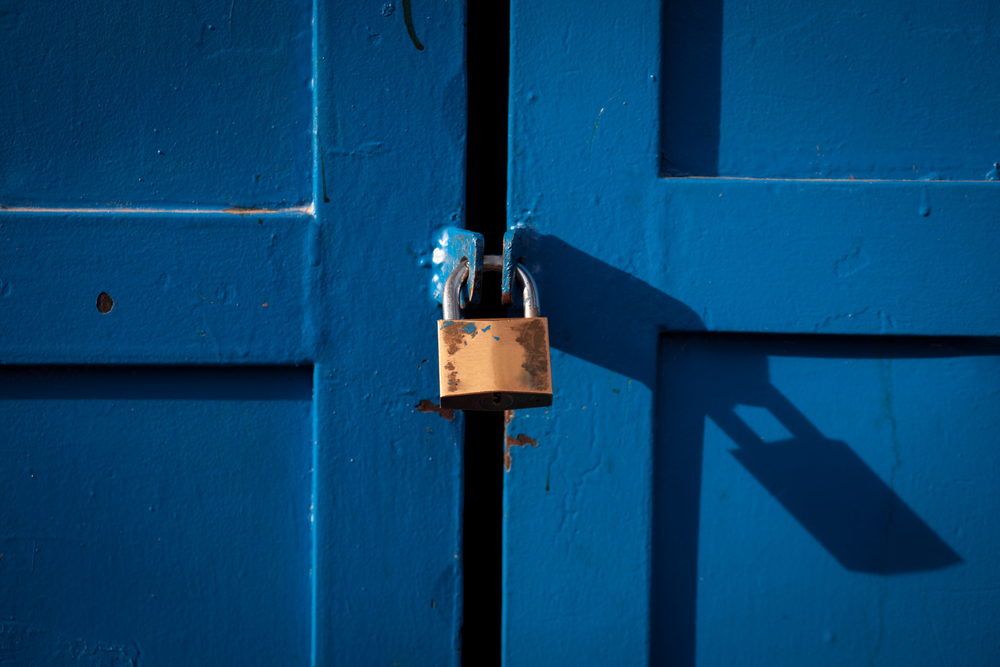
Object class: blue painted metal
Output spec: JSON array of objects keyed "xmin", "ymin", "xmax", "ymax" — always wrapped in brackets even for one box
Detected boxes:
[
  {"xmin": 501, "ymin": 224, "xmax": 530, "ymax": 306},
  {"xmin": 1, "ymin": 2, "xmax": 467, "ymax": 666},
  {"xmin": 0, "ymin": 0, "xmax": 313, "ymax": 208},
  {"xmin": 660, "ymin": 2, "xmax": 1000, "ymax": 180},
  {"xmin": 0, "ymin": 211, "xmax": 311, "ymax": 364},
  {"xmin": 433, "ymin": 227, "xmax": 484, "ymax": 309},
  {"xmin": 312, "ymin": 2, "xmax": 467, "ymax": 664},
  {"xmin": 654, "ymin": 335, "xmax": 1000, "ymax": 666},
  {"xmin": 506, "ymin": 0, "xmax": 1000, "ymax": 665},
  {"xmin": 0, "ymin": 367, "xmax": 314, "ymax": 664}
]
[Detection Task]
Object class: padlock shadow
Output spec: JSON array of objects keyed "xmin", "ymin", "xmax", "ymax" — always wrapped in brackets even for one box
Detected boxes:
[
  {"xmin": 711, "ymin": 385, "xmax": 962, "ymax": 575},
  {"xmin": 528, "ymin": 234, "xmax": 973, "ymax": 666}
]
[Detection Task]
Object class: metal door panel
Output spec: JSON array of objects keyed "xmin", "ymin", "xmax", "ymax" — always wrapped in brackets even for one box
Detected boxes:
[
  {"xmin": 506, "ymin": 0, "xmax": 1000, "ymax": 664},
  {"xmin": 0, "ymin": 212, "xmax": 311, "ymax": 364},
  {"xmin": 662, "ymin": 1, "xmax": 1000, "ymax": 180},
  {"xmin": 0, "ymin": 0, "xmax": 313, "ymax": 208},
  {"xmin": 654, "ymin": 334, "xmax": 1000, "ymax": 665},
  {"xmin": 2, "ymin": 1, "xmax": 468, "ymax": 664},
  {"xmin": 0, "ymin": 366, "xmax": 313, "ymax": 665}
]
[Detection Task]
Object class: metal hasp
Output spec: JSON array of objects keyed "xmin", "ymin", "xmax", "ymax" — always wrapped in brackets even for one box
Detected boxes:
[
  {"xmin": 432, "ymin": 226, "xmax": 483, "ymax": 309},
  {"xmin": 438, "ymin": 257, "xmax": 552, "ymax": 411},
  {"xmin": 502, "ymin": 224, "xmax": 531, "ymax": 306}
]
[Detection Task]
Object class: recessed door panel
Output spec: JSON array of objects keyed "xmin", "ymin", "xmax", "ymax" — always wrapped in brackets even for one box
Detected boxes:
[
  {"xmin": 0, "ymin": 0, "xmax": 312, "ymax": 207},
  {"xmin": 654, "ymin": 334, "xmax": 1000, "ymax": 666},
  {"xmin": 0, "ymin": 366, "xmax": 312, "ymax": 666},
  {"xmin": 661, "ymin": 1, "xmax": 1000, "ymax": 179}
]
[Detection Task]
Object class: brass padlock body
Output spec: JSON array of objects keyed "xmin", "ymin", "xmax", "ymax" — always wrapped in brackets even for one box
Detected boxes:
[{"xmin": 438, "ymin": 317, "xmax": 552, "ymax": 411}]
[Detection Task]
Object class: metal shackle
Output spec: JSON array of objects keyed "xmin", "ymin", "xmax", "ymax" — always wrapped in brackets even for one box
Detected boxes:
[{"xmin": 443, "ymin": 255, "xmax": 541, "ymax": 320}]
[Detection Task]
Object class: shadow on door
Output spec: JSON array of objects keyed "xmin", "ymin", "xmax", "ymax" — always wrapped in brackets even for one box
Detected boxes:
[{"xmin": 524, "ymin": 234, "xmax": 987, "ymax": 666}]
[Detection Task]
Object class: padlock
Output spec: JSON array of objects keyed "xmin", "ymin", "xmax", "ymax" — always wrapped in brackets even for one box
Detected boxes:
[{"xmin": 438, "ymin": 257, "xmax": 553, "ymax": 411}]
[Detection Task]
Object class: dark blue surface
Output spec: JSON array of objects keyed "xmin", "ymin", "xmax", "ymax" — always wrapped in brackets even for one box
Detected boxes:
[
  {"xmin": 654, "ymin": 335, "xmax": 999, "ymax": 665},
  {"xmin": 0, "ymin": 366, "xmax": 313, "ymax": 665},
  {"xmin": 661, "ymin": 1, "xmax": 1000, "ymax": 179},
  {"xmin": 505, "ymin": 0, "xmax": 1000, "ymax": 664},
  {"xmin": 0, "ymin": 0, "xmax": 313, "ymax": 207},
  {"xmin": 312, "ymin": 3, "xmax": 466, "ymax": 664},
  {"xmin": 2, "ymin": 1, "xmax": 468, "ymax": 665}
]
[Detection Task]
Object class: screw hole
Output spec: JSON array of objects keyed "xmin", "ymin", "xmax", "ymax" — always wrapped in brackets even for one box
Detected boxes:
[{"xmin": 96, "ymin": 292, "xmax": 114, "ymax": 314}]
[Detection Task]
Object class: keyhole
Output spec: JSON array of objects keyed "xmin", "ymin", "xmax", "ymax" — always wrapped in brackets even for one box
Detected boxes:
[{"xmin": 492, "ymin": 392, "xmax": 503, "ymax": 405}]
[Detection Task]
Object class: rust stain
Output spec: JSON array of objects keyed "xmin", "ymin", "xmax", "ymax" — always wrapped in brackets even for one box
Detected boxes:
[
  {"xmin": 440, "ymin": 320, "xmax": 468, "ymax": 355},
  {"xmin": 514, "ymin": 319, "xmax": 550, "ymax": 391},
  {"xmin": 222, "ymin": 206, "xmax": 275, "ymax": 216},
  {"xmin": 416, "ymin": 399, "xmax": 455, "ymax": 421},
  {"xmin": 444, "ymin": 361, "xmax": 459, "ymax": 393},
  {"xmin": 504, "ymin": 409, "xmax": 538, "ymax": 472}
]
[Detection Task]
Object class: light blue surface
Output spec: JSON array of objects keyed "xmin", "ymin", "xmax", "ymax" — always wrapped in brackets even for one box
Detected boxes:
[
  {"xmin": 505, "ymin": 0, "xmax": 1000, "ymax": 665},
  {"xmin": 432, "ymin": 226, "xmax": 484, "ymax": 309}
]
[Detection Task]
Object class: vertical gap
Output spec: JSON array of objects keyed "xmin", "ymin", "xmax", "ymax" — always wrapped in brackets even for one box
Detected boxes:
[
  {"xmin": 309, "ymin": 0, "xmax": 319, "ymax": 663},
  {"xmin": 309, "ymin": 365, "xmax": 320, "ymax": 667},
  {"xmin": 462, "ymin": 0, "xmax": 510, "ymax": 661}
]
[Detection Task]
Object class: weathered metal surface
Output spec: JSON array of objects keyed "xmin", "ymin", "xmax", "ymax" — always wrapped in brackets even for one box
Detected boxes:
[
  {"xmin": 501, "ymin": 224, "xmax": 530, "ymax": 305},
  {"xmin": 1, "ymin": 1, "xmax": 467, "ymax": 665},
  {"xmin": 433, "ymin": 226, "xmax": 484, "ymax": 309},
  {"xmin": 0, "ymin": 367, "xmax": 314, "ymax": 664},
  {"xmin": 0, "ymin": 211, "xmax": 311, "ymax": 364},
  {"xmin": 311, "ymin": 3, "xmax": 468, "ymax": 663},
  {"xmin": 439, "ymin": 252, "xmax": 552, "ymax": 411},
  {"xmin": 504, "ymin": 409, "xmax": 539, "ymax": 472},
  {"xmin": 437, "ymin": 317, "xmax": 553, "ymax": 411},
  {"xmin": 0, "ymin": 0, "xmax": 313, "ymax": 208},
  {"xmin": 506, "ymin": 0, "xmax": 1000, "ymax": 665},
  {"xmin": 486, "ymin": 253, "xmax": 541, "ymax": 317}
]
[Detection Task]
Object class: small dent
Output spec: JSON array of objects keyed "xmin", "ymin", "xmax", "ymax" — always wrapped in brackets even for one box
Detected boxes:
[{"xmin": 96, "ymin": 292, "xmax": 114, "ymax": 314}]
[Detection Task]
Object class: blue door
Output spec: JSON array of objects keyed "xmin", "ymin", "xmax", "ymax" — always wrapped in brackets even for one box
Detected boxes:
[
  {"xmin": 504, "ymin": 1, "xmax": 1000, "ymax": 665},
  {"xmin": 2, "ymin": 2, "xmax": 465, "ymax": 665}
]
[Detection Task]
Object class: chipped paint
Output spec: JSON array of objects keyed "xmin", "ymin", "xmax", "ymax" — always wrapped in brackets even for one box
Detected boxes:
[
  {"xmin": 444, "ymin": 361, "xmax": 459, "ymax": 392},
  {"xmin": 440, "ymin": 320, "xmax": 467, "ymax": 356},
  {"xmin": 431, "ymin": 227, "xmax": 483, "ymax": 308},
  {"xmin": 514, "ymin": 319, "xmax": 550, "ymax": 391},
  {"xmin": 0, "ymin": 622, "xmax": 139, "ymax": 665},
  {"xmin": 0, "ymin": 0, "xmax": 466, "ymax": 661},
  {"xmin": 505, "ymin": 0, "xmax": 1000, "ymax": 663},
  {"xmin": 415, "ymin": 399, "xmax": 455, "ymax": 421},
  {"xmin": 438, "ymin": 317, "xmax": 552, "ymax": 410},
  {"xmin": 503, "ymin": 409, "xmax": 538, "ymax": 472}
]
